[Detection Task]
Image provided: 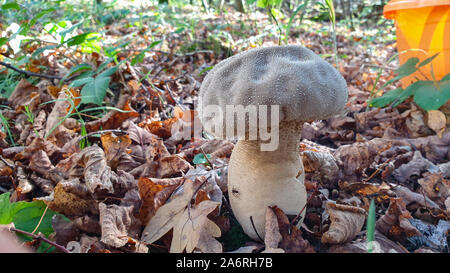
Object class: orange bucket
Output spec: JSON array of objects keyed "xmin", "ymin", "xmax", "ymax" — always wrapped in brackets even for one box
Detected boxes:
[{"xmin": 384, "ymin": 0, "xmax": 450, "ymax": 87}]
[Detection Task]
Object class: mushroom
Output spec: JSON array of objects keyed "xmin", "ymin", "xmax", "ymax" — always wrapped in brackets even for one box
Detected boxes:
[{"xmin": 197, "ymin": 45, "xmax": 348, "ymax": 240}]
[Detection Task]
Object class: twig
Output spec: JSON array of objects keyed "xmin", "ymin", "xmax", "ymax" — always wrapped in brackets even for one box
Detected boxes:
[
  {"xmin": 0, "ymin": 61, "xmax": 62, "ymax": 80},
  {"xmin": 9, "ymin": 227, "xmax": 70, "ymax": 253},
  {"xmin": 0, "ymin": 61, "xmax": 79, "ymax": 82}
]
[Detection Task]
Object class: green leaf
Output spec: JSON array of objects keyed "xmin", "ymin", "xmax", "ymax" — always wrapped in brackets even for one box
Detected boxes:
[
  {"xmin": 80, "ymin": 76, "xmax": 111, "ymax": 105},
  {"xmin": 369, "ymin": 88, "xmax": 404, "ymax": 108},
  {"xmin": 65, "ymin": 32, "xmax": 91, "ymax": 47},
  {"xmin": 0, "ymin": 37, "xmax": 7, "ymax": 47},
  {"xmin": 131, "ymin": 40, "xmax": 162, "ymax": 65},
  {"xmin": 97, "ymin": 66, "xmax": 118, "ymax": 78},
  {"xmin": 0, "ymin": 192, "xmax": 14, "ymax": 224},
  {"xmin": 383, "ymin": 57, "xmax": 420, "ymax": 88},
  {"xmin": 413, "ymin": 80, "xmax": 450, "ymax": 111},
  {"xmin": 71, "ymin": 76, "xmax": 94, "ymax": 88},
  {"xmin": 418, "ymin": 52, "xmax": 440, "ymax": 68},
  {"xmin": 193, "ymin": 153, "xmax": 211, "ymax": 165},
  {"xmin": 2, "ymin": 2, "xmax": 20, "ymax": 10}
]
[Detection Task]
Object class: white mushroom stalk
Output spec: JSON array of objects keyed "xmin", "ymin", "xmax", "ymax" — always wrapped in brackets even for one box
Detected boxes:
[
  {"xmin": 228, "ymin": 121, "xmax": 306, "ymax": 240},
  {"xmin": 197, "ymin": 45, "xmax": 348, "ymax": 241}
]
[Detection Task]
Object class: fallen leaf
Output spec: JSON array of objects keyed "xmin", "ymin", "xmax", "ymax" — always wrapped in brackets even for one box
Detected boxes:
[
  {"xmin": 271, "ymin": 206, "xmax": 315, "ymax": 253},
  {"xmin": 427, "ymin": 110, "xmax": 446, "ymax": 137},
  {"xmin": 262, "ymin": 207, "xmax": 284, "ymax": 253},
  {"xmin": 99, "ymin": 203, "xmax": 140, "ymax": 248},
  {"xmin": 321, "ymin": 202, "xmax": 366, "ymax": 244},
  {"xmin": 375, "ymin": 198, "xmax": 421, "ymax": 240}
]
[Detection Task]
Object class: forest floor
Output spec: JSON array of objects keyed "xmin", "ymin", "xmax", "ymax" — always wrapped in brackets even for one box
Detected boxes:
[{"xmin": 0, "ymin": 4, "xmax": 448, "ymax": 253}]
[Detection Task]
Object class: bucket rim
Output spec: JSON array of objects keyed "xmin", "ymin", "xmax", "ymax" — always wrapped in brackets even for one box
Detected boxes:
[{"xmin": 384, "ymin": 0, "xmax": 450, "ymax": 19}]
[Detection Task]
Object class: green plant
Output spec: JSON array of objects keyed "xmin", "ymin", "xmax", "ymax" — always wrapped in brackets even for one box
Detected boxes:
[
  {"xmin": 366, "ymin": 198, "xmax": 375, "ymax": 253},
  {"xmin": 0, "ymin": 192, "xmax": 69, "ymax": 253},
  {"xmin": 369, "ymin": 54, "xmax": 450, "ymax": 111}
]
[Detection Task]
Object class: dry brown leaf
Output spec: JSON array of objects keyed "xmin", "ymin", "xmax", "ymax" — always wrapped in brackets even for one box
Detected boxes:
[
  {"xmin": 29, "ymin": 150, "xmax": 54, "ymax": 176},
  {"xmin": 375, "ymin": 198, "xmax": 421, "ymax": 239},
  {"xmin": 99, "ymin": 203, "xmax": 140, "ymax": 248},
  {"xmin": 127, "ymin": 122, "xmax": 157, "ymax": 145},
  {"xmin": 138, "ymin": 176, "xmax": 184, "ymax": 224},
  {"xmin": 262, "ymin": 207, "xmax": 284, "ymax": 253},
  {"xmin": 44, "ymin": 89, "xmax": 72, "ymax": 138},
  {"xmin": 170, "ymin": 200, "xmax": 221, "ymax": 253},
  {"xmin": 39, "ymin": 181, "xmax": 97, "ymax": 216},
  {"xmin": 333, "ymin": 138, "xmax": 393, "ymax": 181},
  {"xmin": 271, "ymin": 206, "xmax": 315, "ymax": 253},
  {"xmin": 321, "ymin": 202, "xmax": 366, "ymax": 244},
  {"xmin": 8, "ymin": 79, "xmax": 40, "ymax": 111},
  {"xmin": 100, "ymin": 132, "xmax": 132, "ymax": 169},
  {"xmin": 392, "ymin": 151, "xmax": 440, "ymax": 184},
  {"xmin": 418, "ymin": 172, "xmax": 449, "ymax": 208},
  {"xmin": 392, "ymin": 184, "xmax": 440, "ymax": 209},
  {"xmin": 85, "ymin": 96, "xmax": 139, "ymax": 132},
  {"xmin": 427, "ymin": 110, "xmax": 446, "ymax": 137},
  {"xmin": 302, "ymin": 149, "xmax": 339, "ymax": 184},
  {"xmin": 77, "ymin": 145, "xmax": 118, "ymax": 196},
  {"xmin": 141, "ymin": 178, "xmax": 201, "ymax": 244}
]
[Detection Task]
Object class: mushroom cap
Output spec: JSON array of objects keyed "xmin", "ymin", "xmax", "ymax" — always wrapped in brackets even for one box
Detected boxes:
[{"xmin": 198, "ymin": 45, "xmax": 348, "ymax": 138}]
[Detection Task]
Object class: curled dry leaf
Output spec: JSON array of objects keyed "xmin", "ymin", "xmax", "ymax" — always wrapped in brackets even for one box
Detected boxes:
[
  {"xmin": 418, "ymin": 172, "xmax": 449, "ymax": 208},
  {"xmin": 375, "ymin": 198, "xmax": 421, "ymax": 239},
  {"xmin": 8, "ymin": 79, "xmax": 40, "ymax": 111},
  {"xmin": 99, "ymin": 203, "xmax": 140, "ymax": 248},
  {"xmin": 302, "ymin": 149, "xmax": 339, "ymax": 185},
  {"xmin": 391, "ymin": 184, "xmax": 440, "ymax": 209},
  {"xmin": 333, "ymin": 138, "xmax": 393, "ymax": 181},
  {"xmin": 392, "ymin": 151, "xmax": 440, "ymax": 184},
  {"xmin": 39, "ymin": 180, "xmax": 98, "ymax": 216},
  {"xmin": 321, "ymin": 202, "xmax": 366, "ymax": 244},
  {"xmin": 44, "ymin": 89, "xmax": 73, "ymax": 138},
  {"xmin": 100, "ymin": 132, "xmax": 132, "ymax": 169},
  {"xmin": 127, "ymin": 121, "xmax": 157, "ymax": 145},
  {"xmin": 271, "ymin": 206, "xmax": 315, "ymax": 253},
  {"xmin": 427, "ymin": 110, "xmax": 446, "ymax": 137},
  {"xmin": 262, "ymin": 206, "xmax": 284, "ymax": 253}
]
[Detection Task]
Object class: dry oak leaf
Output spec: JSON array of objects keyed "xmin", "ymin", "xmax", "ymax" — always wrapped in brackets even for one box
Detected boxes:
[
  {"xmin": 321, "ymin": 202, "xmax": 366, "ymax": 244},
  {"xmin": 375, "ymin": 198, "xmax": 421, "ymax": 239},
  {"xmin": 138, "ymin": 176, "xmax": 185, "ymax": 224},
  {"xmin": 141, "ymin": 178, "xmax": 202, "ymax": 244},
  {"xmin": 262, "ymin": 206, "xmax": 284, "ymax": 253},
  {"xmin": 271, "ymin": 206, "xmax": 315, "ymax": 253},
  {"xmin": 141, "ymin": 178, "xmax": 222, "ymax": 253},
  {"xmin": 427, "ymin": 110, "xmax": 446, "ymax": 137},
  {"xmin": 170, "ymin": 200, "xmax": 222, "ymax": 253},
  {"xmin": 99, "ymin": 203, "xmax": 140, "ymax": 248}
]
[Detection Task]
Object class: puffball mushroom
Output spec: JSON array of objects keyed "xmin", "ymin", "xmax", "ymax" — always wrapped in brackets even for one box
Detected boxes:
[{"xmin": 197, "ymin": 45, "xmax": 348, "ymax": 241}]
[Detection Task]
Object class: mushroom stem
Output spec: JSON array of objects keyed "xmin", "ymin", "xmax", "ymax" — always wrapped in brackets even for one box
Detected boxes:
[{"xmin": 227, "ymin": 121, "xmax": 307, "ymax": 241}]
